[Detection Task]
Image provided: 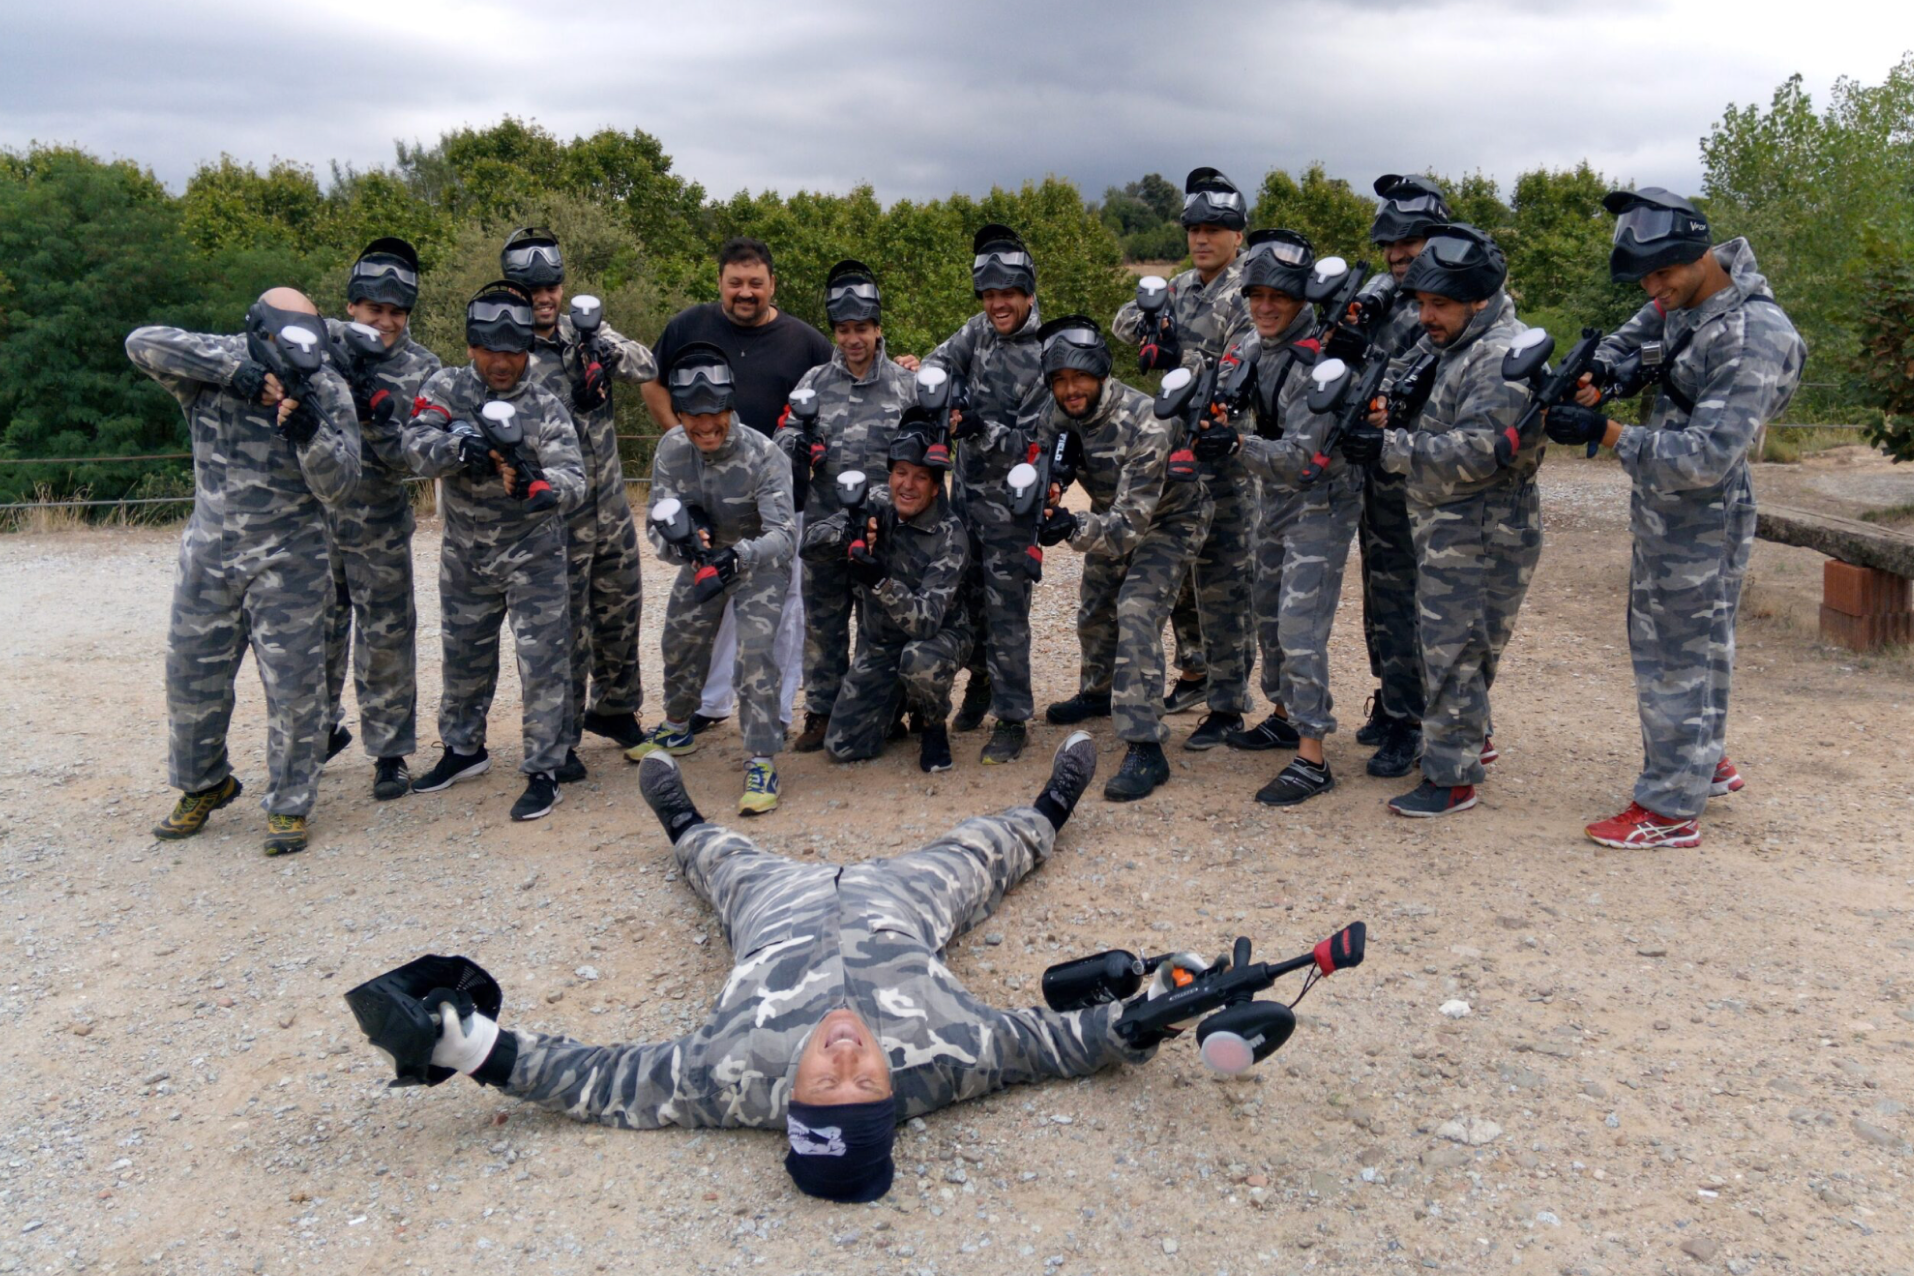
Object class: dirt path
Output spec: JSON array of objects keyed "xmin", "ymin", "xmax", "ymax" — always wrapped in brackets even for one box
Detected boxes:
[{"xmin": 1, "ymin": 454, "xmax": 1909, "ymax": 1276}]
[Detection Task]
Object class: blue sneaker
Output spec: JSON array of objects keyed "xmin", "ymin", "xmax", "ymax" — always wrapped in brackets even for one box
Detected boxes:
[
  {"xmin": 624, "ymin": 721, "xmax": 697, "ymax": 762},
  {"xmin": 740, "ymin": 758, "xmax": 779, "ymax": 815}
]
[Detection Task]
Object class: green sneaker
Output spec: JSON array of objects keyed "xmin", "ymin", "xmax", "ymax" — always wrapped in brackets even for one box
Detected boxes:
[
  {"xmin": 740, "ymin": 759, "xmax": 779, "ymax": 816},
  {"xmin": 152, "ymin": 776, "xmax": 243, "ymax": 840},
  {"xmin": 624, "ymin": 721, "xmax": 698, "ymax": 762},
  {"xmin": 263, "ymin": 813, "xmax": 309, "ymax": 856}
]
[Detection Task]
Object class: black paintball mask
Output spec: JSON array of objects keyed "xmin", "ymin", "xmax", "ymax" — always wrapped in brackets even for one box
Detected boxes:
[
  {"xmin": 1240, "ymin": 228, "xmax": 1315, "ymax": 298},
  {"xmin": 347, "ymin": 236, "xmax": 421, "ymax": 310},
  {"xmin": 342, "ymin": 954, "xmax": 503, "ymax": 1088},
  {"xmin": 1370, "ymin": 173, "xmax": 1451, "ymax": 245},
  {"xmin": 1401, "ymin": 224, "xmax": 1507, "ymax": 304},
  {"xmin": 244, "ymin": 296, "xmax": 328, "ymax": 380},
  {"xmin": 889, "ymin": 407, "xmax": 951, "ymax": 473},
  {"xmin": 501, "ymin": 226, "xmax": 564, "ymax": 288},
  {"xmin": 667, "ymin": 342, "xmax": 737, "ymax": 415},
  {"xmin": 465, "ymin": 281, "xmax": 536, "ymax": 353},
  {"xmin": 1603, "ymin": 187, "xmax": 1711, "ymax": 282},
  {"xmin": 825, "ymin": 258, "xmax": 883, "ymax": 325},
  {"xmin": 785, "ymin": 1098, "xmax": 897, "ymax": 1204},
  {"xmin": 971, "ymin": 224, "xmax": 1035, "ymax": 296},
  {"xmin": 1181, "ymin": 166, "xmax": 1248, "ymax": 231},
  {"xmin": 1038, "ymin": 314, "xmax": 1112, "ymax": 380}
]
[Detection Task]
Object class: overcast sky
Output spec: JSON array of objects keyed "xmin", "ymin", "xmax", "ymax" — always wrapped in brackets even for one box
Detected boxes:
[{"xmin": 7, "ymin": 0, "xmax": 1910, "ymax": 205}]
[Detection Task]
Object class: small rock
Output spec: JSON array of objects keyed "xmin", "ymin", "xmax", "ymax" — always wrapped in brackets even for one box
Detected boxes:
[
  {"xmin": 1421, "ymin": 1144, "xmax": 1471, "ymax": 1169},
  {"xmin": 1535, "ymin": 1210, "xmax": 1561, "ymax": 1227},
  {"xmin": 985, "ymin": 933, "xmax": 1004, "ymax": 946},
  {"xmin": 1581, "ymin": 1079, "xmax": 1609, "ymax": 1100},
  {"xmin": 1653, "ymin": 1020, "xmax": 1671, "ymax": 1031},
  {"xmin": 277, "ymin": 1012, "xmax": 296, "ymax": 1029},
  {"xmin": 1605, "ymin": 1113, "xmax": 1621, "ymax": 1129},
  {"xmin": 1852, "ymin": 1119, "xmax": 1907, "ymax": 1150},
  {"xmin": 1637, "ymin": 944, "xmax": 1668, "ymax": 958},
  {"xmin": 574, "ymin": 965, "xmax": 599, "ymax": 981},
  {"xmin": 70, "ymin": 1022, "xmax": 94, "ymax": 1037},
  {"xmin": 1161, "ymin": 1238, "xmax": 1179, "ymax": 1255},
  {"xmin": 1049, "ymin": 1114, "xmax": 1073, "ymax": 1125},
  {"xmin": 1681, "ymin": 1236, "xmax": 1720, "ymax": 1262},
  {"xmin": 1244, "ymin": 1173, "xmax": 1268, "ymax": 1188},
  {"xmin": 142, "ymin": 1070, "xmax": 170, "ymax": 1085},
  {"xmin": 1436, "ymin": 1116, "xmax": 1502, "ymax": 1146},
  {"xmin": 1439, "ymin": 1000, "xmax": 1471, "ymax": 1019},
  {"xmin": 943, "ymin": 1167, "xmax": 967, "ymax": 1185},
  {"xmin": 544, "ymin": 989, "xmax": 565, "ymax": 1004}
]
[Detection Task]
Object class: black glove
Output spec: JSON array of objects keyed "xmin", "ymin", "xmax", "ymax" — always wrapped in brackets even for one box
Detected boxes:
[
  {"xmin": 848, "ymin": 549, "xmax": 886, "ymax": 589},
  {"xmin": 1192, "ymin": 424, "xmax": 1241, "ymax": 463},
  {"xmin": 571, "ymin": 348, "xmax": 612, "ymax": 412},
  {"xmin": 691, "ymin": 546, "xmax": 739, "ymax": 604},
  {"xmin": 455, "ymin": 430, "xmax": 494, "ymax": 473},
  {"xmin": 364, "ymin": 388, "xmax": 397, "ymax": 429},
  {"xmin": 1038, "ymin": 507, "xmax": 1078, "ymax": 547},
  {"xmin": 278, "ymin": 402, "xmax": 321, "ymax": 449},
  {"xmin": 1593, "ymin": 354, "xmax": 1649, "ymax": 400},
  {"xmin": 229, "ymin": 361, "xmax": 270, "ymax": 405},
  {"xmin": 1338, "ymin": 422, "xmax": 1385, "ymax": 466},
  {"xmin": 1545, "ymin": 403, "xmax": 1609, "ymax": 447},
  {"xmin": 1138, "ymin": 315, "xmax": 1182, "ymax": 374},
  {"xmin": 947, "ymin": 408, "xmax": 984, "ymax": 441},
  {"xmin": 705, "ymin": 546, "xmax": 739, "ymax": 590}
]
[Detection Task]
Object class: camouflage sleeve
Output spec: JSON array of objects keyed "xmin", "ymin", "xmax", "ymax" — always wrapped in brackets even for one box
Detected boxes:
[
  {"xmin": 599, "ymin": 320, "xmax": 660, "ymax": 384},
  {"xmin": 498, "ymin": 1029, "xmax": 695, "ymax": 1130},
  {"xmin": 733, "ymin": 440, "xmax": 795, "ymax": 573},
  {"xmin": 924, "ymin": 320, "xmax": 978, "ymax": 380},
  {"xmin": 800, "ymin": 507, "xmax": 850, "ymax": 562},
  {"xmin": 1068, "ymin": 413, "xmax": 1167, "ymax": 558},
  {"xmin": 399, "ymin": 372, "xmax": 465, "ymax": 478},
  {"xmin": 1595, "ymin": 301, "xmax": 1664, "ymax": 365},
  {"xmin": 125, "ymin": 326, "xmax": 242, "ymax": 407},
  {"xmin": 983, "ymin": 1001, "xmax": 1156, "ymax": 1083},
  {"xmin": 1614, "ymin": 309, "xmax": 1804, "ymax": 493},
  {"xmin": 1381, "ymin": 350, "xmax": 1529, "ymax": 487},
  {"xmin": 643, "ymin": 435, "xmax": 695, "ymax": 564},
  {"xmin": 528, "ymin": 391, "xmax": 588, "ymax": 515},
  {"xmin": 362, "ymin": 345, "xmax": 441, "ymax": 474},
  {"xmin": 1110, "ymin": 299, "xmax": 1144, "ymax": 346},
  {"xmin": 292, "ymin": 370, "xmax": 364, "ymax": 504},
  {"xmin": 871, "ymin": 517, "xmax": 968, "ymax": 639}
]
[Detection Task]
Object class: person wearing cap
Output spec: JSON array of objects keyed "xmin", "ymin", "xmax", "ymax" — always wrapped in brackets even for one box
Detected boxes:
[
  {"xmin": 1110, "ymin": 168, "xmax": 1254, "ymax": 734},
  {"xmin": 320, "ymin": 237, "xmax": 442, "ymax": 801},
  {"xmin": 628, "ymin": 343, "xmax": 796, "ymax": 815},
  {"xmin": 128, "ymin": 290, "xmax": 363, "ymax": 856},
  {"xmin": 500, "ymin": 228, "xmax": 658, "ymax": 777},
  {"xmin": 1353, "ymin": 174, "xmax": 1452, "ymax": 781},
  {"xmin": 1338, "ymin": 226, "xmax": 1543, "ymax": 819},
  {"xmin": 1546, "ymin": 190, "xmax": 1804, "ymax": 850},
  {"xmin": 799, "ymin": 415, "xmax": 971, "ymax": 771},
  {"xmin": 777, "ymin": 260, "xmax": 918, "ymax": 753},
  {"xmin": 1035, "ymin": 317, "xmax": 1211, "ymax": 801},
  {"xmin": 401, "ymin": 282, "xmax": 586, "ymax": 824},
  {"xmin": 361, "ymin": 732, "xmax": 1150, "ymax": 1205},
  {"xmin": 922, "ymin": 224, "xmax": 1054, "ymax": 764}
]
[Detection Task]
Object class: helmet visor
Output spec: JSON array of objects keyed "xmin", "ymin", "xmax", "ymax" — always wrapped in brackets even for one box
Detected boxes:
[
  {"xmin": 973, "ymin": 249, "xmax": 1033, "ymax": 274},
  {"xmin": 1041, "ymin": 324, "xmax": 1102, "ymax": 358},
  {"xmin": 827, "ymin": 279, "xmax": 879, "ymax": 305},
  {"xmin": 1245, "ymin": 236, "xmax": 1310, "ymax": 267},
  {"xmin": 668, "ymin": 362, "xmax": 735, "ymax": 393},
  {"xmin": 468, "ymin": 299, "xmax": 533, "ymax": 328},
  {"xmin": 351, "ymin": 257, "xmax": 418, "ymax": 291},
  {"xmin": 1183, "ymin": 189, "xmax": 1245, "ymax": 217},
  {"xmin": 1424, "ymin": 233, "xmax": 1486, "ymax": 267},
  {"xmin": 501, "ymin": 243, "xmax": 563, "ymax": 279},
  {"xmin": 1383, "ymin": 192, "xmax": 1444, "ymax": 216},
  {"xmin": 1613, "ymin": 204, "xmax": 1685, "ymax": 246}
]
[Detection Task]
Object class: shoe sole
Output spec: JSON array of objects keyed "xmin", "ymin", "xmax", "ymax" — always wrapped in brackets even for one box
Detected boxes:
[
  {"xmin": 412, "ymin": 757, "xmax": 492, "ymax": 793},
  {"xmin": 624, "ymin": 739, "xmax": 699, "ymax": 762},
  {"xmin": 511, "ymin": 789, "xmax": 563, "ymax": 822},
  {"xmin": 262, "ymin": 840, "xmax": 308, "ymax": 856},
  {"xmin": 153, "ymin": 779, "xmax": 245, "ymax": 839},
  {"xmin": 1225, "ymin": 732, "xmax": 1297, "ymax": 752},
  {"xmin": 921, "ymin": 760, "xmax": 954, "ymax": 773},
  {"xmin": 1163, "ymin": 695, "xmax": 1207, "ymax": 715},
  {"xmin": 1103, "ymin": 776, "xmax": 1166, "ymax": 802},
  {"xmin": 979, "ymin": 754, "xmax": 1022, "ymax": 766},
  {"xmin": 372, "ymin": 782, "xmax": 410, "ymax": 802},
  {"xmin": 1366, "ymin": 755, "xmax": 1419, "ymax": 779},
  {"xmin": 792, "ymin": 739, "xmax": 828, "ymax": 753},
  {"xmin": 739, "ymin": 800, "xmax": 779, "ymax": 816},
  {"xmin": 1390, "ymin": 793, "xmax": 1479, "ymax": 818},
  {"xmin": 1256, "ymin": 776, "xmax": 1336, "ymax": 807},
  {"xmin": 1709, "ymin": 780, "xmax": 1744, "ymax": 797},
  {"xmin": 1585, "ymin": 826, "xmax": 1699, "ymax": 849},
  {"xmin": 581, "ymin": 719, "xmax": 644, "ymax": 748},
  {"xmin": 1182, "ymin": 733, "xmax": 1232, "ymax": 752}
]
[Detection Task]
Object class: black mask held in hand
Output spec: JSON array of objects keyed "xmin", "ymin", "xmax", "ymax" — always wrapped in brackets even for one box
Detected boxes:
[{"xmin": 344, "ymin": 955, "xmax": 502, "ymax": 1087}]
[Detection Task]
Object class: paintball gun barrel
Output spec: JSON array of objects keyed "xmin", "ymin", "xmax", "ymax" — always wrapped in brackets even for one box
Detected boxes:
[
  {"xmin": 473, "ymin": 401, "xmax": 558, "ymax": 513},
  {"xmin": 913, "ymin": 366, "xmax": 965, "ymax": 469},
  {"xmin": 648, "ymin": 497, "xmax": 730, "ymax": 602},
  {"xmin": 1134, "ymin": 275, "xmax": 1177, "ymax": 373},
  {"xmin": 1500, "ymin": 326, "xmax": 1603, "ymax": 461},
  {"xmin": 782, "ymin": 386, "xmax": 822, "ymax": 513}
]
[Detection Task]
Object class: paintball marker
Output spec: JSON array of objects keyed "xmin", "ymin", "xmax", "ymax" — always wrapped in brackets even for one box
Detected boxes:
[
  {"xmin": 1499, "ymin": 326, "xmax": 1604, "ymax": 463},
  {"xmin": 1134, "ymin": 275, "xmax": 1179, "ymax": 373},
  {"xmin": 649, "ymin": 497, "xmax": 733, "ymax": 602},
  {"xmin": 1006, "ymin": 429, "xmax": 1085, "ymax": 583},
  {"xmin": 1299, "ymin": 354, "xmax": 1389, "ymax": 484},
  {"xmin": 336, "ymin": 321, "xmax": 401, "ymax": 431},
  {"xmin": 914, "ymin": 366, "xmax": 967, "ymax": 469},
  {"xmin": 779, "ymin": 386, "xmax": 822, "ymax": 513},
  {"xmin": 1306, "ymin": 257, "xmax": 1399, "ymax": 366},
  {"xmin": 1153, "ymin": 347, "xmax": 1256, "ymax": 477},
  {"xmin": 470, "ymin": 401, "xmax": 558, "ymax": 513},
  {"xmin": 1044, "ymin": 922, "xmax": 1368, "ymax": 1075},
  {"xmin": 260, "ymin": 321, "xmax": 327, "ymax": 442},
  {"xmin": 568, "ymin": 294, "xmax": 614, "ymax": 413},
  {"xmin": 834, "ymin": 469, "xmax": 880, "ymax": 571}
]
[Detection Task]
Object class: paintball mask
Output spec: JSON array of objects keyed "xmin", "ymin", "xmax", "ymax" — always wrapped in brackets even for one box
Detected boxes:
[
  {"xmin": 501, "ymin": 226, "xmax": 564, "ymax": 287},
  {"xmin": 971, "ymin": 223, "xmax": 1035, "ymax": 295},
  {"xmin": 342, "ymin": 954, "xmax": 503, "ymax": 1087},
  {"xmin": 1401, "ymin": 224, "xmax": 1508, "ymax": 303},
  {"xmin": 347, "ymin": 236, "xmax": 421, "ymax": 309},
  {"xmin": 1181, "ymin": 166, "xmax": 1248, "ymax": 231},
  {"xmin": 243, "ymin": 297, "xmax": 327, "ymax": 381},
  {"xmin": 1240, "ymin": 228, "xmax": 1315, "ymax": 297},
  {"xmin": 465, "ymin": 281, "xmax": 536, "ymax": 352},
  {"xmin": 1038, "ymin": 314, "xmax": 1112, "ymax": 380},
  {"xmin": 1370, "ymin": 173, "xmax": 1452, "ymax": 245},
  {"xmin": 825, "ymin": 258, "xmax": 883, "ymax": 324},
  {"xmin": 1603, "ymin": 187, "xmax": 1711, "ymax": 282},
  {"xmin": 667, "ymin": 342, "xmax": 737, "ymax": 415}
]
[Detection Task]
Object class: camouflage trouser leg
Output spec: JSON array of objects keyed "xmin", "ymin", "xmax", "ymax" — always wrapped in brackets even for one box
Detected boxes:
[
  {"xmin": 1075, "ymin": 553, "xmax": 1124, "ymax": 701},
  {"xmin": 1192, "ymin": 460, "xmax": 1256, "ymax": 713},
  {"xmin": 1278, "ymin": 472, "xmax": 1362, "ymax": 739},
  {"xmin": 802, "ymin": 552, "xmax": 856, "ymax": 718},
  {"xmin": 1360, "ymin": 466, "xmax": 1424, "ymax": 724},
  {"xmin": 1168, "ymin": 572, "xmax": 1205, "ymax": 679},
  {"xmin": 662, "ymin": 562, "xmax": 787, "ymax": 757},
  {"xmin": 1080, "ymin": 522, "xmax": 1207, "ymax": 744},
  {"xmin": 1409, "ymin": 483, "xmax": 1541, "ymax": 787},
  {"xmin": 861, "ymin": 807, "xmax": 1055, "ymax": 949},
  {"xmin": 675, "ymin": 823, "xmax": 837, "ymax": 956},
  {"xmin": 1629, "ymin": 478, "xmax": 1754, "ymax": 820},
  {"xmin": 439, "ymin": 523, "xmax": 573, "ymax": 775},
  {"xmin": 585, "ymin": 500, "xmax": 645, "ymax": 719},
  {"xmin": 166, "ymin": 539, "xmax": 329, "ymax": 816},
  {"xmin": 962, "ymin": 534, "xmax": 1035, "ymax": 722},
  {"xmin": 825, "ymin": 625, "xmax": 972, "ymax": 761},
  {"xmin": 323, "ymin": 497, "xmax": 417, "ymax": 758},
  {"xmin": 1253, "ymin": 487, "xmax": 1305, "ymax": 707}
]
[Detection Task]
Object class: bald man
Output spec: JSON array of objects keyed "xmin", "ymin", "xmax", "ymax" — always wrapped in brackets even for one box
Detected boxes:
[{"xmin": 128, "ymin": 288, "xmax": 363, "ymax": 856}]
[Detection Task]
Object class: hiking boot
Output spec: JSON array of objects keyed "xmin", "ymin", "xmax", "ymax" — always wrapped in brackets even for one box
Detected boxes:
[
  {"xmin": 1184, "ymin": 711, "xmax": 1242, "ymax": 751},
  {"xmin": 555, "ymin": 749, "xmax": 587, "ymax": 784},
  {"xmin": 919, "ymin": 721, "xmax": 954, "ymax": 773},
  {"xmin": 1584, "ymin": 802, "xmax": 1699, "ymax": 849},
  {"xmin": 1387, "ymin": 780, "xmax": 1478, "ymax": 819},
  {"xmin": 153, "ymin": 776, "xmax": 243, "ymax": 840},
  {"xmin": 1226, "ymin": 712, "xmax": 1300, "ymax": 752},
  {"xmin": 1366, "ymin": 720, "xmax": 1422, "ymax": 779},
  {"xmin": 372, "ymin": 757, "xmax": 410, "ymax": 801},
  {"xmin": 263, "ymin": 813, "xmax": 308, "ymax": 856},
  {"xmin": 953, "ymin": 674, "xmax": 993, "ymax": 732},
  {"xmin": 980, "ymin": 719, "xmax": 1026, "ymax": 765},
  {"xmin": 1353, "ymin": 691, "xmax": 1388, "ymax": 747},
  {"xmin": 688, "ymin": 712, "xmax": 729, "ymax": 734},
  {"xmin": 325, "ymin": 726, "xmax": 353, "ymax": 763},
  {"xmin": 624, "ymin": 721, "xmax": 697, "ymax": 761},
  {"xmin": 793, "ymin": 712, "xmax": 830, "ymax": 753},
  {"xmin": 581, "ymin": 711, "xmax": 645, "ymax": 750},
  {"xmin": 510, "ymin": 772, "xmax": 561, "ymax": 822},
  {"xmin": 1710, "ymin": 757, "xmax": 1745, "ymax": 796},
  {"xmin": 1480, "ymin": 735, "xmax": 1499, "ymax": 766},
  {"xmin": 412, "ymin": 747, "xmax": 491, "ymax": 792},
  {"xmin": 638, "ymin": 752, "xmax": 704, "ymax": 842},
  {"xmin": 1255, "ymin": 757, "xmax": 1335, "ymax": 807},
  {"xmin": 1162, "ymin": 677, "xmax": 1208, "ymax": 715},
  {"xmin": 1103, "ymin": 741, "xmax": 1170, "ymax": 802},
  {"xmin": 1045, "ymin": 691, "xmax": 1112, "ymax": 725},
  {"xmin": 740, "ymin": 758, "xmax": 780, "ymax": 815}
]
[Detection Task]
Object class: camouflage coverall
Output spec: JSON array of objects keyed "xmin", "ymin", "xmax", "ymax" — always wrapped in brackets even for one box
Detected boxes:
[
  {"xmin": 1054, "ymin": 380, "xmax": 1211, "ymax": 744},
  {"xmin": 1114, "ymin": 258, "xmax": 1255, "ymax": 708},
  {"xmin": 1235, "ymin": 315, "xmax": 1365, "ymax": 740},
  {"xmin": 1360, "ymin": 295, "xmax": 1429, "ymax": 727},
  {"xmin": 126, "ymin": 326, "xmax": 362, "ymax": 816},
  {"xmin": 799, "ymin": 487, "xmax": 972, "ymax": 760},
  {"xmin": 1598, "ymin": 239, "xmax": 1804, "ymax": 819},
  {"xmin": 527, "ymin": 316, "xmax": 657, "ymax": 742},
  {"xmin": 402, "ymin": 366, "xmax": 585, "ymax": 775},
  {"xmin": 924, "ymin": 309, "xmax": 1052, "ymax": 722},
  {"xmin": 321, "ymin": 321, "xmax": 440, "ymax": 759},
  {"xmin": 492, "ymin": 806, "xmax": 1154, "ymax": 1127},
  {"xmin": 775, "ymin": 341, "xmax": 916, "ymax": 719},
  {"xmin": 1379, "ymin": 294, "xmax": 1544, "ymax": 788},
  {"xmin": 646, "ymin": 423, "xmax": 796, "ymax": 757}
]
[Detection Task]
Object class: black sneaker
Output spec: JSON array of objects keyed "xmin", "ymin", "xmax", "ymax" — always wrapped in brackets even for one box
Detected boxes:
[
  {"xmin": 1388, "ymin": 779, "xmax": 1478, "ymax": 818},
  {"xmin": 1162, "ymin": 677, "xmax": 1208, "ymax": 715},
  {"xmin": 1353, "ymin": 691, "xmax": 1388, "ymax": 747},
  {"xmin": 1046, "ymin": 692, "xmax": 1112, "ymax": 725},
  {"xmin": 555, "ymin": 749, "xmax": 587, "ymax": 784},
  {"xmin": 919, "ymin": 721, "xmax": 953, "ymax": 773},
  {"xmin": 980, "ymin": 719, "xmax": 1026, "ymax": 765},
  {"xmin": 1255, "ymin": 757, "xmax": 1335, "ymax": 807},
  {"xmin": 325, "ymin": 726, "xmax": 353, "ymax": 763},
  {"xmin": 1226, "ymin": 712, "xmax": 1301, "ymax": 752},
  {"xmin": 412, "ymin": 747, "xmax": 491, "ymax": 793},
  {"xmin": 953, "ymin": 674, "xmax": 992, "ymax": 733},
  {"xmin": 1366, "ymin": 720, "xmax": 1422, "ymax": 778},
  {"xmin": 688, "ymin": 713, "xmax": 729, "ymax": 734},
  {"xmin": 372, "ymin": 756, "xmax": 410, "ymax": 801},
  {"xmin": 1103, "ymin": 741, "xmax": 1170, "ymax": 802},
  {"xmin": 1043, "ymin": 730, "xmax": 1100, "ymax": 814},
  {"xmin": 510, "ymin": 772, "xmax": 561, "ymax": 821},
  {"xmin": 582, "ymin": 711, "xmax": 645, "ymax": 749},
  {"xmin": 637, "ymin": 753, "xmax": 704, "ymax": 842},
  {"xmin": 1184, "ymin": 711, "xmax": 1242, "ymax": 751}
]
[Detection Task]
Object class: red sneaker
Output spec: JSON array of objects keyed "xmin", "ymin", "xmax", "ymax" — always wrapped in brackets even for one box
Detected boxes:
[
  {"xmin": 1480, "ymin": 735, "xmax": 1499, "ymax": 766},
  {"xmin": 1585, "ymin": 803, "xmax": 1700, "ymax": 850},
  {"xmin": 1710, "ymin": 757, "xmax": 1744, "ymax": 797}
]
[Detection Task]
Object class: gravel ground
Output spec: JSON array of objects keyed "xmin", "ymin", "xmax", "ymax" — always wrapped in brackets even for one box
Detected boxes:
[{"xmin": 1, "ymin": 453, "xmax": 1910, "ymax": 1276}]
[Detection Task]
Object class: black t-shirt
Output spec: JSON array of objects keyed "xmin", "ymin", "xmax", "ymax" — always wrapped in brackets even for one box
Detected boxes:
[{"xmin": 654, "ymin": 303, "xmax": 834, "ymax": 435}]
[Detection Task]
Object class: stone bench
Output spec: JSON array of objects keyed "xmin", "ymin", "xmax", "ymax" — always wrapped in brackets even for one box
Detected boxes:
[{"xmin": 1755, "ymin": 504, "xmax": 1914, "ymax": 650}]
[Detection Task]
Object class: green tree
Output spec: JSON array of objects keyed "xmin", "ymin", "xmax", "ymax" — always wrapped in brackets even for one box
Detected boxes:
[{"xmin": 1250, "ymin": 163, "xmax": 1375, "ymax": 262}]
